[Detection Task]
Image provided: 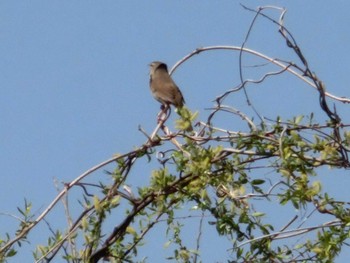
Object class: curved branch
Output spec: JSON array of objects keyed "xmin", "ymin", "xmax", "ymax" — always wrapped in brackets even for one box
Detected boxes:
[{"xmin": 170, "ymin": 46, "xmax": 350, "ymax": 104}]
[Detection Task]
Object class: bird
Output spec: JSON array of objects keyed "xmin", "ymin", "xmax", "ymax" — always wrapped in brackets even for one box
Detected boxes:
[
  {"xmin": 149, "ymin": 61, "xmax": 185, "ymax": 109},
  {"xmin": 149, "ymin": 61, "xmax": 193, "ymax": 131}
]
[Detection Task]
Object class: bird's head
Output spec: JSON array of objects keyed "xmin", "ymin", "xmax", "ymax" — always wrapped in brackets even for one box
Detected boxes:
[{"xmin": 149, "ymin": 61, "xmax": 168, "ymax": 76}]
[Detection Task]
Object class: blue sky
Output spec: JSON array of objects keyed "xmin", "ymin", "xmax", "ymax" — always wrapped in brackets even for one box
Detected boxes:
[{"xmin": 1, "ymin": 1, "xmax": 350, "ymax": 262}]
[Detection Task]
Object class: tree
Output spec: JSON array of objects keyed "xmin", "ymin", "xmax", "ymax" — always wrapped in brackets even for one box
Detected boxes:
[{"xmin": 1, "ymin": 5, "xmax": 350, "ymax": 263}]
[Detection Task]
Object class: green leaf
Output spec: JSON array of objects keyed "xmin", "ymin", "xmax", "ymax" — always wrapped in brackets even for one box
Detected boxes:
[
  {"xmin": 252, "ymin": 212, "xmax": 265, "ymax": 217},
  {"xmin": 251, "ymin": 179, "xmax": 265, "ymax": 185},
  {"xmin": 295, "ymin": 115, "xmax": 304, "ymax": 124}
]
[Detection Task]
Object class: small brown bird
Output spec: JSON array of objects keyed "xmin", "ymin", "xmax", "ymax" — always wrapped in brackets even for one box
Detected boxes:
[{"xmin": 149, "ymin": 61, "xmax": 185, "ymax": 109}]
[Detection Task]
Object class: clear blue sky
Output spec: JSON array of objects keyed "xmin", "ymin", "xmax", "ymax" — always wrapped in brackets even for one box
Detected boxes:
[{"xmin": 1, "ymin": 1, "xmax": 350, "ymax": 262}]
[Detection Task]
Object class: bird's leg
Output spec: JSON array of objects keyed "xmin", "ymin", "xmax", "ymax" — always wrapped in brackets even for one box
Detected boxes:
[{"xmin": 157, "ymin": 104, "xmax": 171, "ymax": 124}]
